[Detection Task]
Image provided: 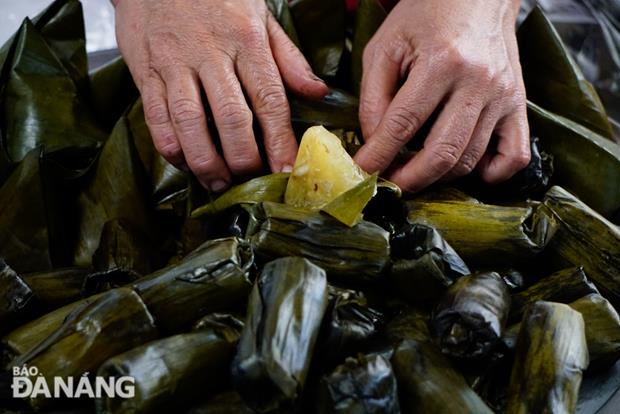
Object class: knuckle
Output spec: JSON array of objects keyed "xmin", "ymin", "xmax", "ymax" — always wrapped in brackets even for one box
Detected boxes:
[
  {"xmin": 188, "ymin": 153, "xmax": 218, "ymax": 177},
  {"xmin": 144, "ymin": 102, "xmax": 170, "ymax": 126},
  {"xmin": 384, "ymin": 109, "xmax": 421, "ymax": 143},
  {"xmin": 456, "ymin": 154, "xmax": 478, "ymax": 175},
  {"xmin": 170, "ymin": 99, "xmax": 204, "ymax": 130},
  {"xmin": 237, "ymin": 22, "xmax": 266, "ymax": 45},
  {"xmin": 430, "ymin": 141, "xmax": 462, "ymax": 172},
  {"xmin": 255, "ymin": 84, "xmax": 286, "ymax": 114},
  {"xmin": 218, "ymin": 101, "xmax": 253, "ymax": 130},
  {"xmin": 511, "ymin": 148, "xmax": 531, "ymax": 170},
  {"xmin": 156, "ymin": 139, "xmax": 182, "ymax": 161},
  {"xmin": 226, "ymin": 153, "xmax": 262, "ymax": 176},
  {"xmin": 442, "ymin": 46, "xmax": 467, "ymax": 71}
]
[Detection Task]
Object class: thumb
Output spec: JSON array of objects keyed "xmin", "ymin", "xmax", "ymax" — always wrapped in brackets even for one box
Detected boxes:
[{"xmin": 267, "ymin": 14, "xmax": 329, "ymax": 100}]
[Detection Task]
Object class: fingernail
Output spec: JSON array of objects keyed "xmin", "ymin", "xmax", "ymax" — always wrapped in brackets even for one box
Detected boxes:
[
  {"xmin": 281, "ymin": 164, "xmax": 293, "ymax": 173},
  {"xmin": 210, "ymin": 180, "xmax": 229, "ymax": 193}
]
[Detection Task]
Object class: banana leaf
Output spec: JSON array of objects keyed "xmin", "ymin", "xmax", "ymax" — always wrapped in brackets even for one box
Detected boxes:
[
  {"xmin": 96, "ymin": 323, "xmax": 241, "ymax": 414},
  {"xmin": 74, "ymin": 117, "xmax": 152, "ymax": 267},
  {"xmin": 186, "ymin": 392, "xmax": 254, "ymax": 414},
  {"xmin": 458, "ymin": 136, "xmax": 554, "ymax": 202},
  {"xmin": 389, "ymin": 223, "xmax": 470, "ymax": 308},
  {"xmin": 266, "ymin": 0, "xmax": 300, "ymax": 46},
  {"xmin": 528, "ymin": 101, "xmax": 620, "ymax": 220},
  {"xmin": 89, "ymin": 56, "xmax": 138, "ymax": 131},
  {"xmin": 321, "ymin": 174, "xmax": 378, "ymax": 227},
  {"xmin": 351, "ymin": 0, "xmax": 387, "ymax": 95},
  {"xmin": 134, "ymin": 237, "xmax": 253, "ymax": 334},
  {"xmin": 247, "ymin": 201, "xmax": 390, "ymax": 284},
  {"xmin": 126, "ymin": 99, "xmax": 188, "ymax": 205},
  {"xmin": 385, "ymin": 309, "xmax": 431, "ymax": 345},
  {"xmin": 430, "ymin": 272, "xmax": 511, "ymax": 359},
  {"xmin": 290, "ymin": 89, "xmax": 360, "ymax": 133},
  {"xmin": 22, "ymin": 267, "xmax": 139, "ymax": 315},
  {"xmin": 509, "ymin": 267, "xmax": 599, "ymax": 321},
  {"xmin": 0, "ymin": 259, "xmax": 33, "ymax": 334},
  {"xmin": 0, "ymin": 150, "xmax": 72, "ymax": 273},
  {"xmin": 2, "ymin": 18, "xmax": 105, "ymax": 165},
  {"xmin": 192, "ymin": 312, "xmax": 245, "ymax": 336},
  {"xmin": 539, "ymin": 186, "xmax": 620, "ymax": 309},
  {"xmin": 8, "ymin": 287, "xmax": 159, "ymax": 410},
  {"xmin": 391, "ymin": 339, "xmax": 493, "ymax": 414},
  {"xmin": 406, "ymin": 199, "xmax": 553, "ymax": 266},
  {"xmin": 569, "ymin": 293, "xmax": 620, "ymax": 369},
  {"xmin": 518, "ymin": 7, "xmax": 613, "ymax": 139},
  {"xmin": 191, "ymin": 173, "xmax": 290, "ymax": 218},
  {"xmin": 506, "ymin": 301, "xmax": 588, "ymax": 414},
  {"xmin": 1, "ymin": 297, "xmax": 92, "ymax": 365},
  {"xmin": 318, "ymin": 353, "xmax": 400, "ymax": 414},
  {"xmin": 315, "ymin": 286, "xmax": 384, "ymax": 368},
  {"xmin": 92, "ymin": 219, "xmax": 152, "ymax": 275},
  {"xmin": 289, "ymin": 0, "xmax": 346, "ymax": 78},
  {"xmin": 232, "ymin": 257, "xmax": 329, "ymax": 412}
]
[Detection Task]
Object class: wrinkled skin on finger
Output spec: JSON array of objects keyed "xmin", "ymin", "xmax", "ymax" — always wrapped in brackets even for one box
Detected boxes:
[
  {"xmin": 354, "ymin": 0, "xmax": 530, "ymax": 192},
  {"xmin": 113, "ymin": 0, "xmax": 328, "ymax": 192}
]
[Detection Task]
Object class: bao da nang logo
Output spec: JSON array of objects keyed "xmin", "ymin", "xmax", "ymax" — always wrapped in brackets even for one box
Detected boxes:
[{"xmin": 11, "ymin": 366, "xmax": 135, "ymax": 399}]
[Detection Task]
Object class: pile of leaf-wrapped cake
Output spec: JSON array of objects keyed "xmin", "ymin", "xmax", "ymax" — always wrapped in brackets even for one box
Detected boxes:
[{"xmin": 1, "ymin": 0, "xmax": 619, "ymax": 413}]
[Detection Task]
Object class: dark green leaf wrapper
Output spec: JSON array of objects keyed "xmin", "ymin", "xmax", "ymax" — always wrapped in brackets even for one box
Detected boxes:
[
  {"xmin": 431, "ymin": 272, "xmax": 510, "ymax": 359},
  {"xmin": 8, "ymin": 288, "xmax": 159, "ymax": 410},
  {"xmin": 248, "ymin": 202, "xmax": 390, "ymax": 284},
  {"xmin": 406, "ymin": 199, "xmax": 553, "ymax": 267},
  {"xmin": 539, "ymin": 186, "xmax": 620, "ymax": 308},
  {"xmin": 133, "ymin": 238, "xmax": 253, "ymax": 334},
  {"xmin": 318, "ymin": 353, "xmax": 400, "ymax": 414},
  {"xmin": 392, "ymin": 339, "xmax": 493, "ymax": 414},
  {"xmin": 506, "ymin": 301, "xmax": 588, "ymax": 414},
  {"xmin": 232, "ymin": 257, "xmax": 329, "ymax": 412},
  {"xmin": 569, "ymin": 294, "xmax": 620, "ymax": 369},
  {"xmin": 96, "ymin": 322, "xmax": 242, "ymax": 414},
  {"xmin": 509, "ymin": 267, "xmax": 599, "ymax": 321},
  {"xmin": 0, "ymin": 259, "xmax": 33, "ymax": 334}
]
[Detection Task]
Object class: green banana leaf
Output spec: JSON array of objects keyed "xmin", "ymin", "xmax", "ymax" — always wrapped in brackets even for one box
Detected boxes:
[
  {"xmin": 289, "ymin": 0, "xmax": 346, "ymax": 78},
  {"xmin": 518, "ymin": 6, "xmax": 614, "ymax": 139},
  {"xmin": 509, "ymin": 267, "xmax": 599, "ymax": 321},
  {"xmin": 74, "ymin": 117, "xmax": 152, "ymax": 267},
  {"xmin": 89, "ymin": 56, "xmax": 138, "ymax": 131},
  {"xmin": 126, "ymin": 98, "xmax": 188, "ymax": 205},
  {"xmin": 247, "ymin": 201, "xmax": 391, "ymax": 284},
  {"xmin": 318, "ymin": 353, "xmax": 400, "ymax": 414},
  {"xmin": 321, "ymin": 173, "xmax": 378, "ymax": 227},
  {"xmin": 266, "ymin": 0, "xmax": 300, "ymax": 46},
  {"xmin": 2, "ymin": 18, "xmax": 105, "ymax": 165},
  {"xmin": 8, "ymin": 288, "xmax": 159, "ymax": 410},
  {"xmin": 506, "ymin": 301, "xmax": 588, "ymax": 414},
  {"xmin": 97, "ymin": 323, "xmax": 241, "ymax": 414},
  {"xmin": 290, "ymin": 89, "xmax": 360, "ymax": 133},
  {"xmin": 430, "ymin": 272, "xmax": 510, "ymax": 360},
  {"xmin": 191, "ymin": 173, "xmax": 290, "ymax": 218},
  {"xmin": 351, "ymin": 0, "xmax": 387, "ymax": 95},
  {"xmin": 232, "ymin": 257, "xmax": 329, "ymax": 412},
  {"xmin": 0, "ymin": 259, "xmax": 33, "ymax": 334},
  {"xmin": 133, "ymin": 237, "xmax": 253, "ymax": 334},
  {"xmin": 0, "ymin": 149, "xmax": 83, "ymax": 273},
  {"xmin": 538, "ymin": 186, "xmax": 620, "ymax": 310},
  {"xmin": 92, "ymin": 218, "xmax": 152, "ymax": 275},
  {"xmin": 528, "ymin": 101, "xmax": 620, "ymax": 221}
]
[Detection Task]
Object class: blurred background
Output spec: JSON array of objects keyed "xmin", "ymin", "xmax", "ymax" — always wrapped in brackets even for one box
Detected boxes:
[{"xmin": 0, "ymin": 0, "xmax": 116, "ymax": 52}]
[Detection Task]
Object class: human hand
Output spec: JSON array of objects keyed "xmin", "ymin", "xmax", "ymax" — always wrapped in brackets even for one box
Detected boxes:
[
  {"xmin": 354, "ymin": 0, "xmax": 530, "ymax": 192},
  {"xmin": 113, "ymin": 0, "xmax": 328, "ymax": 191}
]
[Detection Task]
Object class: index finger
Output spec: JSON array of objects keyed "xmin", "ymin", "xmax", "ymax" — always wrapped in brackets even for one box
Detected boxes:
[{"xmin": 354, "ymin": 61, "xmax": 451, "ymax": 174}]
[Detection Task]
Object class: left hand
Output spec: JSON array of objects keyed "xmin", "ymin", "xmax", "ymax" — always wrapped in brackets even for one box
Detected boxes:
[{"xmin": 354, "ymin": 0, "xmax": 531, "ymax": 192}]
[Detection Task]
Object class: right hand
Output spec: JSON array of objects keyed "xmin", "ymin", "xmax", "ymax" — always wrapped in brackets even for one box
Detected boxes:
[{"xmin": 113, "ymin": 0, "xmax": 328, "ymax": 192}]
